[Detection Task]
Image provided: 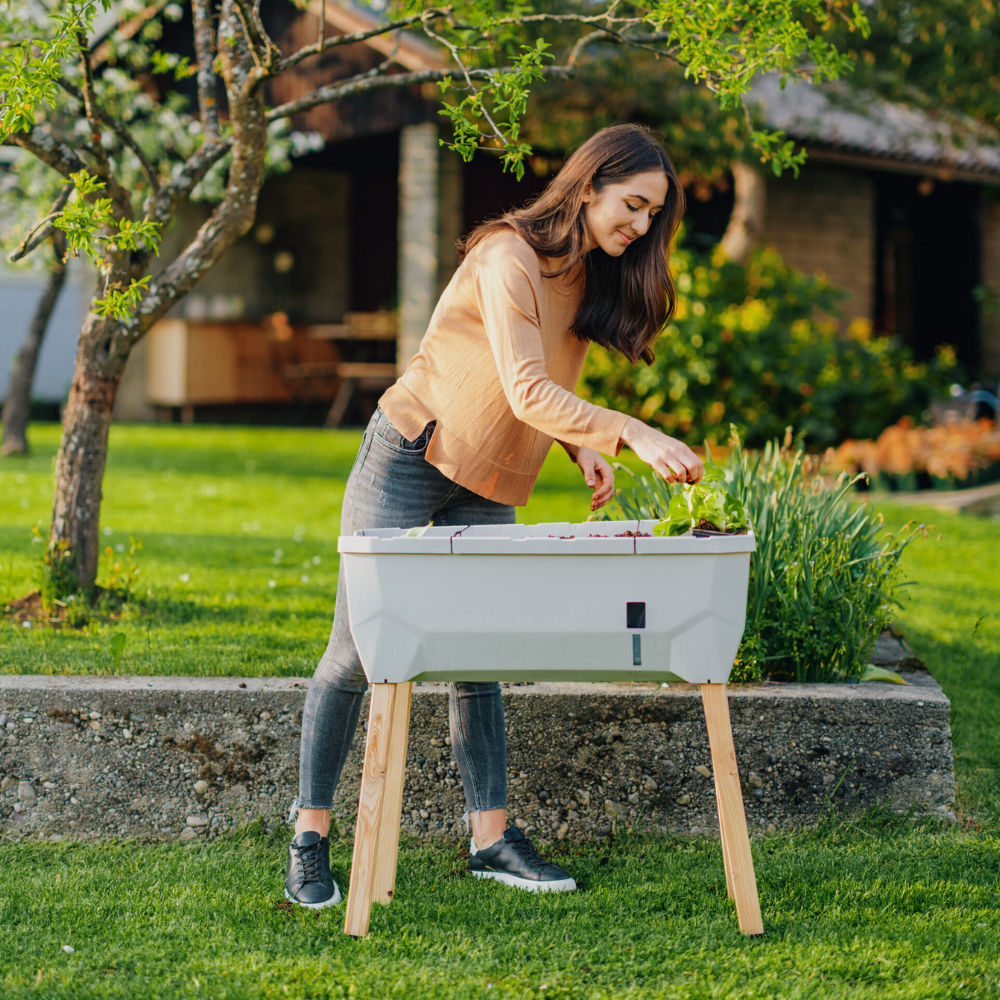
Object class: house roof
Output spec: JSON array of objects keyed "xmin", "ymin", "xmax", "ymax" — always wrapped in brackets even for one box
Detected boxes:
[
  {"xmin": 309, "ymin": 1, "xmax": 443, "ymax": 73},
  {"xmin": 750, "ymin": 74, "xmax": 1000, "ymax": 183}
]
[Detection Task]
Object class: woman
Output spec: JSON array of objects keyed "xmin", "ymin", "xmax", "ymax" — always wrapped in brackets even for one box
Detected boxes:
[{"xmin": 286, "ymin": 123, "xmax": 704, "ymax": 908}]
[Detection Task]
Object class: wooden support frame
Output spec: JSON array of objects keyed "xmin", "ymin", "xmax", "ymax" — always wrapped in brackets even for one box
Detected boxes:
[
  {"xmin": 343, "ymin": 684, "xmax": 396, "ymax": 937},
  {"xmin": 344, "ymin": 682, "xmax": 413, "ymax": 937},
  {"xmin": 374, "ymin": 682, "xmax": 413, "ymax": 904},
  {"xmin": 344, "ymin": 680, "xmax": 763, "ymax": 938},
  {"xmin": 701, "ymin": 682, "xmax": 764, "ymax": 936}
]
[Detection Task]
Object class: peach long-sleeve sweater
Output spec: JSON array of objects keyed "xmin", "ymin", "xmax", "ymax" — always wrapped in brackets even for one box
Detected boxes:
[{"xmin": 379, "ymin": 229, "xmax": 630, "ymax": 506}]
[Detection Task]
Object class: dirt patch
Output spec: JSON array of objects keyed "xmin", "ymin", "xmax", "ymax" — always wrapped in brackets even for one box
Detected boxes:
[
  {"xmin": 4, "ymin": 590, "xmax": 60, "ymax": 627},
  {"xmin": 177, "ymin": 733, "xmax": 222, "ymax": 761},
  {"xmin": 3, "ymin": 587, "xmax": 120, "ymax": 629}
]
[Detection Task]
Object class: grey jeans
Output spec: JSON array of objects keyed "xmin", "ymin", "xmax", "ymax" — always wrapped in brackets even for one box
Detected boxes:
[{"xmin": 295, "ymin": 408, "xmax": 515, "ymax": 819}]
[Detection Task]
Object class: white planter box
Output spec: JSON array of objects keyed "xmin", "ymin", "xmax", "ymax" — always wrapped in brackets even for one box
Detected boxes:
[{"xmin": 339, "ymin": 520, "xmax": 754, "ymax": 686}]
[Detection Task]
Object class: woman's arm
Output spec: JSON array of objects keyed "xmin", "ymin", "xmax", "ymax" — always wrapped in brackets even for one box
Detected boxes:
[
  {"xmin": 474, "ymin": 236, "xmax": 629, "ymax": 457},
  {"xmin": 620, "ymin": 417, "xmax": 704, "ymax": 483},
  {"xmin": 475, "ymin": 234, "xmax": 702, "ymax": 485}
]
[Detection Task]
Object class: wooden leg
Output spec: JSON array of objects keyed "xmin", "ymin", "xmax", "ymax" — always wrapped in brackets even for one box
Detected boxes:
[
  {"xmin": 373, "ymin": 681, "xmax": 413, "ymax": 904},
  {"xmin": 701, "ymin": 683, "xmax": 764, "ymax": 936},
  {"xmin": 343, "ymin": 684, "xmax": 397, "ymax": 938},
  {"xmin": 714, "ymin": 781, "xmax": 735, "ymax": 901},
  {"xmin": 324, "ymin": 379, "xmax": 354, "ymax": 428}
]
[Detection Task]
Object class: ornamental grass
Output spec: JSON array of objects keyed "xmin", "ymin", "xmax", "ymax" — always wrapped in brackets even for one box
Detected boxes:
[{"xmin": 607, "ymin": 432, "xmax": 914, "ymax": 684}]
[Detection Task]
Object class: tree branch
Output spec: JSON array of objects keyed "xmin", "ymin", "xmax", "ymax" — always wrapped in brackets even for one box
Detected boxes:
[
  {"xmin": 147, "ymin": 137, "xmax": 231, "ymax": 224},
  {"xmin": 192, "ymin": 0, "xmax": 220, "ymax": 140},
  {"xmin": 231, "ymin": 0, "xmax": 278, "ymax": 73},
  {"xmin": 9, "ymin": 126, "xmax": 89, "ymax": 179},
  {"xmin": 75, "ymin": 30, "xmax": 110, "ymax": 178},
  {"xmin": 58, "ymin": 78, "xmax": 160, "ymax": 193},
  {"xmin": 422, "ymin": 20, "xmax": 507, "ymax": 145},
  {"xmin": 148, "ymin": 61, "xmax": 506, "ymax": 221},
  {"xmin": 8, "ymin": 183, "xmax": 74, "ymax": 263},
  {"xmin": 450, "ymin": 10, "xmax": 645, "ymax": 33},
  {"xmin": 128, "ymin": 0, "xmax": 270, "ymax": 339},
  {"xmin": 275, "ymin": 8, "xmax": 450, "ymax": 75},
  {"xmin": 567, "ymin": 29, "xmax": 606, "ymax": 69},
  {"xmin": 265, "ymin": 63, "xmax": 568, "ymax": 123}
]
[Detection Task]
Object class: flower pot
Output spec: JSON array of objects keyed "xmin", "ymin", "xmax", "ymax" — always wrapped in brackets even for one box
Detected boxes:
[{"xmin": 339, "ymin": 520, "xmax": 755, "ymax": 685}]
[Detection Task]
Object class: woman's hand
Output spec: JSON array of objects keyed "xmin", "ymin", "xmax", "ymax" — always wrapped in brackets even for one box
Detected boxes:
[
  {"xmin": 620, "ymin": 418, "xmax": 704, "ymax": 484},
  {"xmin": 575, "ymin": 447, "xmax": 615, "ymax": 512}
]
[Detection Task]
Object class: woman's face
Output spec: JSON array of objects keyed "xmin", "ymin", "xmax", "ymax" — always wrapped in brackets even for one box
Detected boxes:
[{"xmin": 581, "ymin": 170, "xmax": 669, "ymax": 256}]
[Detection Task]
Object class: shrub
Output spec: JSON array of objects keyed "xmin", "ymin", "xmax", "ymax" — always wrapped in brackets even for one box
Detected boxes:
[
  {"xmin": 578, "ymin": 246, "xmax": 959, "ymax": 448},
  {"xmin": 607, "ymin": 432, "xmax": 916, "ymax": 683}
]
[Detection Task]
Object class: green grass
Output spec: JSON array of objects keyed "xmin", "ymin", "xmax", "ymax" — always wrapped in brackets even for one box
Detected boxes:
[
  {"xmin": 870, "ymin": 501, "xmax": 1000, "ymax": 829},
  {"xmin": 0, "ymin": 424, "xmax": 623, "ymax": 676},
  {"xmin": 2, "ymin": 424, "xmax": 999, "ymax": 998},
  {"xmin": 1, "ymin": 822, "xmax": 999, "ymax": 999}
]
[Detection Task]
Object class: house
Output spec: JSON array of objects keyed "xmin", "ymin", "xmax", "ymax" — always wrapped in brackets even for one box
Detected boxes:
[
  {"xmin": 5, "ymin": 2, "xmax": 999, "ymax": 425},
  {"xmin": 748, "ymin": 75, "xmax": 1000, "ymax": 377},
  {"xmin": 124, "ymin": 11, "xmax": 1000, "ymax": 422},
  {"xmin": 117, "ymin": 0, "xmax": 555, "ymax": 424}
]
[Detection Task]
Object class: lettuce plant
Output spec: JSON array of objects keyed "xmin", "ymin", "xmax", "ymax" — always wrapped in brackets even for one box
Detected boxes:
[{"xmin": 652, "ymin": 463, "xmax": 750, "ymax": 536}]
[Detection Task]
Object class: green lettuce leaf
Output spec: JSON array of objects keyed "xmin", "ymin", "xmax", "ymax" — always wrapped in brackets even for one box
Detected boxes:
[{"xmin": 652, "ymin": 462, "xmax": 750, "ymax": 537}]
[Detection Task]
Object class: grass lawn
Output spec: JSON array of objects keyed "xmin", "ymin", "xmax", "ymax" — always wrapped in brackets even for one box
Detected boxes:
[
  {"xmin": 0, "ymin": 423, "xmax": 625, "ymax": 677},
  {"xmin": 2, "ymin": 822, "xmax": 999, "ymax": 999},
  {"xmin": 1, "ymin": 423, "xmax": 999, "ymax": 998}
]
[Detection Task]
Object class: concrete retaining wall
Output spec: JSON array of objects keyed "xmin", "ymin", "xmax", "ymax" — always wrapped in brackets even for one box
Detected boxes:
[{"xmin": 0, "ymin": 674, "xmax": 954, "ymax": 844}]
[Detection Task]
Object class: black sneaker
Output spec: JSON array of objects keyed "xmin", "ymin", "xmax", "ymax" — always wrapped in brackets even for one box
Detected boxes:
[
  {"xmin": 469, "ymin": 827, "xmax": 577, "ymax": 893},
  {"xmin": 285, "ymin": 831, "xmax": 342, "ymax": 909}
]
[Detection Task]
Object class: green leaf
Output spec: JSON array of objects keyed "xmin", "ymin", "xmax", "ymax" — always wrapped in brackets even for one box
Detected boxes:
[
  {"xmin": 94, "ymin": 275, "xmax": 152, "ymax": 320},
  {"xmin": 702, "ymin": 462, "xmax": 726, "ymax": 484},
  {"xmin": 860, "ymin": 665, "xmax": 908, "ymax": 684},
  {"xmin": 110, "ymin": 632, "xmax": 127, "ymax": 669},
  {"xmin": 652, "ymin": 463, "xmax": 750, "ymax": 537}
]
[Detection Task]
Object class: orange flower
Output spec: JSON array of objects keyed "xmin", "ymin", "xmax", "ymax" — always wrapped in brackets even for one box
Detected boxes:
[{"xmin": 831, "ymin": 418, "xmax": 1000, "ymax": 481}]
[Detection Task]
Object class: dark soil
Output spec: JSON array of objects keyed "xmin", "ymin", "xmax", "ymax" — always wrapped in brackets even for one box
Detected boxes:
[
  {"xmin": 4, "ymin": 586, "xmax": 119, "ymax": 629},
  {"xmin": 4, "ymin": 590, "xmax": 59, "ymax": 627}
]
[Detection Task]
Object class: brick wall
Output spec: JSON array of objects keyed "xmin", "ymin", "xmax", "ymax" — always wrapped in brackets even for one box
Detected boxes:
[
  {"xmin": 763, "ymin": 165, "xmax": 875, "ymax": 330},
  {"xmin": 981, "ymin": 197, "xmax": 1000, "ymax": 379}
]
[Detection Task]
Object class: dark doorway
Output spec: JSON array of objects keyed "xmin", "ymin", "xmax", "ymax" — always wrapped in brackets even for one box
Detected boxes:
[
  {"xmin": 297, "ymin": 132, "xmax": 401, "ymax": 313},
  {"xmin": 463, "ymin": 156, "xmax": 553, "ymax": 233},
  {"xmin": 875, "ymin": 174, "xmax": 981, "ymax": 369},
  {"xmin": 682, "ymin": 183, "xmax": 735, "ymax": 252}
]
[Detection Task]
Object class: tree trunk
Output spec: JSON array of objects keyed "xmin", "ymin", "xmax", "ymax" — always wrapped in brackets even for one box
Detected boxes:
[
  {"xmin": 720, "ymin": 162, "xmax": 767, "ymax": 266},
  {"xmin": 47, "ymin": 311, "xmax": 129, "ymax": 595},
  {"xmin": 45, "ymin": 0, "xmax": 267, "ymax": 596},
  {"xmin": 1, "ymin": 234, "xmax": 67, "ymax": 456}
]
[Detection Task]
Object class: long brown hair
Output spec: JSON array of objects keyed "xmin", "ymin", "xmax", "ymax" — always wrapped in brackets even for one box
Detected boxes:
[{"xmin": 459, "ymin": 124, "xmax": 684, "ymax": 365}]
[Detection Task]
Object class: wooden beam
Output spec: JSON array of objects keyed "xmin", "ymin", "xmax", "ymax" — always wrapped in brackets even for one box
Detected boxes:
[
  {"xmin": 343, "ymin": 683, "xmax": 397, "ymax": 938},
  {"xmin": 309, "ymin": 1, "xmax": 444, "ymax": 72},
  {"xmin": 374, "ymin": 681, "xmax": 413, "ymax": 904},
  {"xmin": 701, "ymin": 683, "xmax": 764, "ymax": 936}
]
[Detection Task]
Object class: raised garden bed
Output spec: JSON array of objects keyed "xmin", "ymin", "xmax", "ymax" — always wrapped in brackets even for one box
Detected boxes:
[{"xmin": 340, "ymin": 520, "xmax": 754, "ymax": 684}]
